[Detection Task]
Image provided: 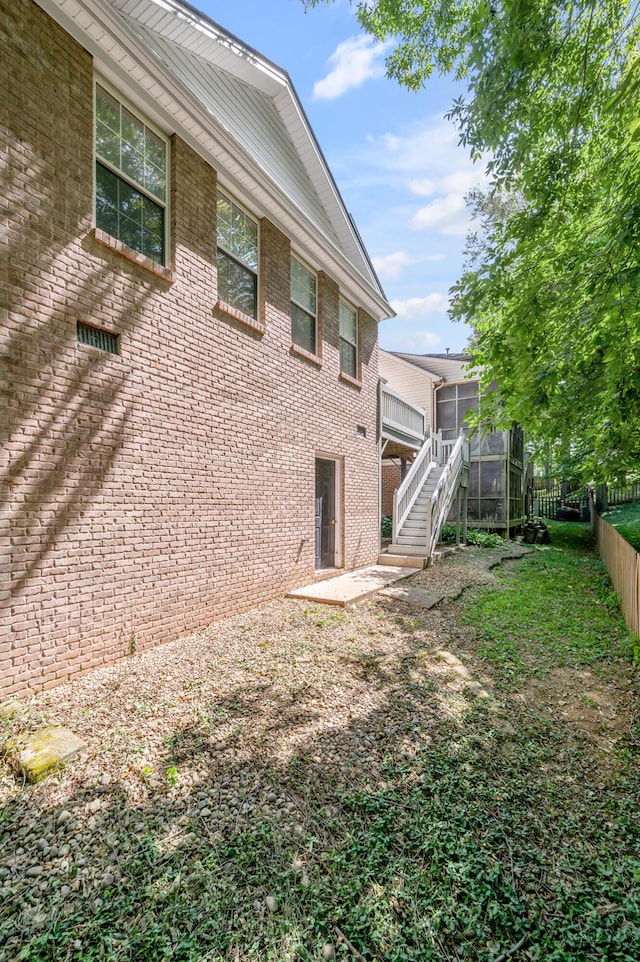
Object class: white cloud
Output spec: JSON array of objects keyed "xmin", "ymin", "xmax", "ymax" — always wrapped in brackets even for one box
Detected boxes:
[
  {"xmin": 343, "ymin": 117, "xmax": 489, "ymax": 238},
  {"xmin": 373, "ymin": 250, "xmax": 445, "ymax": 281},
  {"xmin": 391, "ymin": 293, "xmax": 450, "ymax": 318},
  {"xmin": 409, "ymin": 169, "xmax": 482, "ymax": 198},
  {"xmin": 410, "ymin": 194, "xmax": 471, "ymax": 236},
  {"xmin": 400, "ymin": 330, "xmax": 443, "ymax": 351},
  {"xmin": 313, "ymin": 36, "xmax": 393, "ymax": 101},
  {"xmin": 372, "ymin": 120, "xmax": 472, "ymax": 175}
]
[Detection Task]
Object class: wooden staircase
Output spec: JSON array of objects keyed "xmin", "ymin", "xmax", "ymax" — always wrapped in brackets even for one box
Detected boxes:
[
  {"xmin": 386, "ymin": 467, "xmax": 444, "ymax": 556},
  {"xmin": 380, "ymin": 431, "xmax": 470, "ymax": 568}
]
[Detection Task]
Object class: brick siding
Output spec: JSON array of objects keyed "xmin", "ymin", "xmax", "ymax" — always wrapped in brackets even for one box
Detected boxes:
[
  {"xmin": 0, "ymin": 0, "xmax": 381, "ymax": 695},
  {"xmin": 381, "ymin": 462, "xmax": 403, "ymax": 517}
]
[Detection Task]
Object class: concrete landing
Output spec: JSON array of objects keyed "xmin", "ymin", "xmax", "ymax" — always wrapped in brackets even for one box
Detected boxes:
[{"xmin": 286, "ymin": 564, "xmax": 415, "ymax": 606}]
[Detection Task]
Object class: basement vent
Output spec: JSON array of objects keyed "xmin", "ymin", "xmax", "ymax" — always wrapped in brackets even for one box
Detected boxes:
[{"xmin": 77, "ymin": 321, "xmax": 119, "ymax": 355}]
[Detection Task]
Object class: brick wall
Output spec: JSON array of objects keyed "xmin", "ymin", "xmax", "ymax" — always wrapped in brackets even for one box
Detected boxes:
[
  {"xmin": 381, "ymin": 462, "xmax": 403, "ymax": 517},
  {"xmin": 0, "ymin": 0, "xmax": 381, "ymax": 695}
]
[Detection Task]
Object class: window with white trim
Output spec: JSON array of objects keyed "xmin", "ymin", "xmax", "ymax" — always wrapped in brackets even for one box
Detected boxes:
[
  {"xmin": 290, "ymin": 256, "xmax": 317, "ymax": 354},
  {"xmin": 339, "ymin": 299, "xmax": 358, "ymax": 378},
  {"xmin": 216, "ymin": 192, "xmax": 259, "ymax": 318},
  {"xmin": 94, "ymin": 83, "xmax": 168, "ymax": 265}
]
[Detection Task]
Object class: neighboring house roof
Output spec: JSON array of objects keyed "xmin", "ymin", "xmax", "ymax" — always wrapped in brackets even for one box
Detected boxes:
[
  {"xmin": 38, "ymin": 0, "xmax": 393, "ymax": 321},
  {"xmin": 389, "ymin": 352, "xmax": 479, "ymax": 383}
]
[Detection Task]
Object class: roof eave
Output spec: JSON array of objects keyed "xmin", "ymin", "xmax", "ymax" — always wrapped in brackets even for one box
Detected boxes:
[{"xmin": 37, "ymin": 0, "xmax": 392, "ymax": 320}]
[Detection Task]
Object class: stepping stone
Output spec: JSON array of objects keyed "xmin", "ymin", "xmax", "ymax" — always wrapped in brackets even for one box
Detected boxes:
[
  {"xmin": 3, "ymin": 726, "xmax": 87, "ymax": 783},
  {"xmin": 0, "ymin": 699, "xmax": 22, "ymax": 720},
  {"xmin": 378, "ymin": 584, "xmax": 445, "ymax": 609},
  {"xmin": 436, "ymin": 649, "xmax": 489, "ymax": 698}
]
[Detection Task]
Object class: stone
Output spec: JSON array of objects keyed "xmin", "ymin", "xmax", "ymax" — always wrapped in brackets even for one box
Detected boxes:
[
  {"xmin": 265, "ymin": 895, "xmax": 278, "ymax": 913},
  {"xmin": 0, "ymin": 699, "xmax": 22, "ymax": 720},
  {"xmin": 379, "ymin": 584, "xmax": 444, "ymax": 609},
  {"xmin": 466, "ymin": 680, "xmax": 490, "ymax": 699},
  {"xmin": 3, "ymin": 727, "xmax": 87, "ymax": 784},
  {"xmin": 436, "ymin": 650, "xmax": 473, "ymax": 680}
]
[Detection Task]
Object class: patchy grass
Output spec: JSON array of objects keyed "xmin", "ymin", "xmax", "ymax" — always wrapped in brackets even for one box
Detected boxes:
[
  {"xmin": 459, "ymin": 522, "xmax": 633, "ymax": 689},
  {"xmin": 4, "ymin": 709, "xmax": 639, "ymax": 962},
  {"xmin": 602, "ymin": 501, "xmax": 640, "ymax": 552},
  {"xmin": 1, "ymin": 531, "xmax": 639, "ymax": 962}
]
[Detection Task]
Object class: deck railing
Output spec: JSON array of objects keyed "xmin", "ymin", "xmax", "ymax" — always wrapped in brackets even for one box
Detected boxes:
[
  {"xmin": 381, "ymin": 384, "xmax": 426, "ymax": 446},
  {"xmin": 429, "ymin": 433, "xmax": 470, "ymax": 556}
]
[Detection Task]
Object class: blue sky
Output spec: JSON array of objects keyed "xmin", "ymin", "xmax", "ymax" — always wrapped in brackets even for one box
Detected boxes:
[{"xmin": 197, "ymin": 0, "xmax": 486, "ymax": 354}]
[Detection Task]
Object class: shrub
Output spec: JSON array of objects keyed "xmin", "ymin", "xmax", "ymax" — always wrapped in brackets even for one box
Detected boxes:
[
  {"xmin": 381, "ymin": 516, "xmax": 392, "ymax": 538},
  {"xmin": 440, "ymin": 525, "xmax": 504, "ymax": 548}
]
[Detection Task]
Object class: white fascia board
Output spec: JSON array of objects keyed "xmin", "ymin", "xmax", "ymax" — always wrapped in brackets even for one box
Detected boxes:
[
  {"xmin": 116, "ymin": 0, "xmax": 287, "ymax": 98},
  {"xmin": 37, "ymin": 0, "xmax": 392, "ymax": 320},
  {"xmin": 380, "ymin": 350, "xmax": 441, "ymax": 384}
]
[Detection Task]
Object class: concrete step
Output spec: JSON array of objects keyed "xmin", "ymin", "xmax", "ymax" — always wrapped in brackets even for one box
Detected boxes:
[
  {"xmin": 389, "ymin": 540, "xmax": 429, "ymax": 553},
  {"xmin": 378, "ymin": 552, "xmax": 425, "ymax": 568}
]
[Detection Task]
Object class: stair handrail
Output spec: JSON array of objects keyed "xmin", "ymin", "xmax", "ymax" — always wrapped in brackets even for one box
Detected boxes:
[
  {"xmin": 392, "ymin": 436, "xmax": 436, "ymax": 543},
  {"xmin": 429, "ymin": 432, "xmax": 470, "ymax": 555}
]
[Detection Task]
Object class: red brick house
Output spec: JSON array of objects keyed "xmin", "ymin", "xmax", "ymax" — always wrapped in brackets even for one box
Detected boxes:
[{"xmin": 1, "ymin": 0, "xmax": 393, "ymax": 695}]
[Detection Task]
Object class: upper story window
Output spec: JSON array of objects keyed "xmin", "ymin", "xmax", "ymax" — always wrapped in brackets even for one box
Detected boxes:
[
  {"xmin": 94, "ymin": 82, "xmax": 168, "ymax": 265},
  {"xmin": 339, "ymin": 299, "xmax": 358, "ymax": 378},
  {"xmin": 290, "ymin": 256, "xmax": 317, "ymax": 354},
  {"xmin": 216, "ymin": 192, "xmax": 259, "ymax": 318}
]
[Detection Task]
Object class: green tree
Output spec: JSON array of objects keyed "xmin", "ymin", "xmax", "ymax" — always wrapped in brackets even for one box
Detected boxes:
[{"xmin": 305, "ymin": 1, "xmax": 640, "ymax": 481}]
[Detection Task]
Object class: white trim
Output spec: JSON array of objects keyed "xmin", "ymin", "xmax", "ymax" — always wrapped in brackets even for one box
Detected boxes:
[
  {"xmin": 315, "ymin": 452, "xmax": 343, "ymax": 570},
  {"xmin": 36, "ymin": 0, "xmax": 394, "ymax": 322},
  {"xmin": 290, "ymin": 253, "xmax": 318, "ymax": 355},
  {"xmin": 93, "ymin": 74, "xmax": 170, "ymax": 265},
  {"xmin": 379, "ymin": 349, "xmax": 441, "ymax": 384},
  {"xmin": 339, "ymin": 297, "xmax": 358, "ymax": 378},
  {"xmin": 216, "ymin": 189, "xmax": 260, "ymax": 320}
]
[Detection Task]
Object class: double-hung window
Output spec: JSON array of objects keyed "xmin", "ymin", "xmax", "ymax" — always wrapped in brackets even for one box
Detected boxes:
[
  {"xmin": 339, "ymin": 299, "xmax": 358, "ymax": 378},
  {"xmin": 290, "ymin": 257, "xmax": 317, "ymax": 355},
  {"xmin": 216, "ymin": 192, "xmax": 259, "ymax": 318},
  {"xmin": 94, "ymin": 83, "xmax": 168, "ymax": 265}
]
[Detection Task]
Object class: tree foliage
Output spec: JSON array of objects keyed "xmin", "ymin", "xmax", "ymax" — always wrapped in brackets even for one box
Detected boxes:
[{"xmin": 305, "ymin": 1, "xmax": 640, "ymax": 482}]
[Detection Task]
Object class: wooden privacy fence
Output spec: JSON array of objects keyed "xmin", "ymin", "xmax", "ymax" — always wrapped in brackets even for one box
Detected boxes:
[
  {"xmin": 533, "ymin": 482, "xmax": 639, "ymax": 520},
  {"xmin": 591, "ymin": 498, "xmax": 640, "ymax": 637}
]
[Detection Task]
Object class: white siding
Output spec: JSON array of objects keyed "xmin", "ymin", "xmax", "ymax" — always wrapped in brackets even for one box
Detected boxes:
[
  {"xmin": 131, "ymin": 27, "xmax": 340, "ymax": 246},
  {"xmin": 379, "ymin": 352, "xmax": 437, "ymax": 431}
]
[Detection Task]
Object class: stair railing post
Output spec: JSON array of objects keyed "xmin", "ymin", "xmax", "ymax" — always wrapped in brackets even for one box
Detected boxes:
[
  {"xmin": 462, "ymin": 474, "xmax": 468, "ymax": 543},
  {"xmin": 392, "ymin": 489, "xmax": 398, "ymax": 545},
  {"xmin": 426, "ymin": 497, "xmax": 432, "ymax": 554}
]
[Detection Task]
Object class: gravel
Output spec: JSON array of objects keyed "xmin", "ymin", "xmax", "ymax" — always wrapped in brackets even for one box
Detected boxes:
[{"xmin": 0, "ymin": 545, "xmax": 527, "ymax": 959}]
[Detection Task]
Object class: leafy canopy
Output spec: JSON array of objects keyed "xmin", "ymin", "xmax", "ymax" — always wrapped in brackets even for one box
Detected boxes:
[{"xmin": 304, "ymin": 1, "xmax": 640, "ymax": 482}]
